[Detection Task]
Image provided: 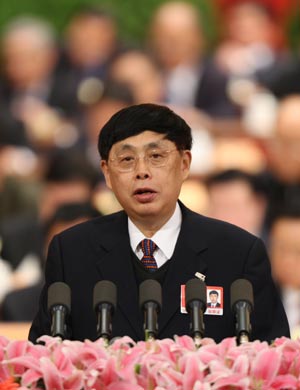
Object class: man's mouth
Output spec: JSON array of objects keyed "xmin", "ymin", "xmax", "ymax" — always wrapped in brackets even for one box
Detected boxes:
[
  {"xmin": 134, "ymin": 188, "xmax": 156, "ymax": 195},
  {"xmin": 133, "ymin": 188, "xmax": 157, "ymax": 203}
]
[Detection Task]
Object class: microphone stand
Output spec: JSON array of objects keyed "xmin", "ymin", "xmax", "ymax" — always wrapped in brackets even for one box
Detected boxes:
[
  {"xmin": 190, "ymin": 300, "xmax": 205, "ymax": 348},
  {"xmin": 144, "ymin": 302, "xmax": 158, "ymax": 341},
  {"xmin": 96, "ymin": 302, "xmax": 113, "ymax": 346},
  {"xmin": 239, "ymin": 332, "xmax": 250, "ymax": 344}
]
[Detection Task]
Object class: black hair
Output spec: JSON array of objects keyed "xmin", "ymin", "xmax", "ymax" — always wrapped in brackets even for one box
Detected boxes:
[
  {"xmin": 269, "ymin": 192, "xmax": 300, "ymax": 228},
  {"xmin": 97, "ymin": 103, "xmax": 192, "ymax": 160},
  {"xmin": 101, "ymin": 78, "xmax": 135, "ymax": 104},
  {"xmin": 209, "ymin": 290, "xmax": 219, "ymax": 296}
]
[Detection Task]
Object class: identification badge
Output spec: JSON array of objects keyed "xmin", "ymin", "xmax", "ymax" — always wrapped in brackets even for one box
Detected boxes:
[
  {"xmin": 205, "ymin": 286, "xmax": 223, "ymax": 315},
  {"xmin": 180, "ymin": 284, "xmax": 224, "ymax": 315}
]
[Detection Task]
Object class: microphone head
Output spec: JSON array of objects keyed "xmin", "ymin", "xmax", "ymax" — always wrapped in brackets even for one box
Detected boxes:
[
  {"xmin": 230, "ymin": 278, "xmax": 254, "ymax": 311},
  {"xmin": 139, "ymin": 279, "xmax": 162, "ymax": 312},
  {"xmin": 185, "ymin": 278, "xmax": 207, "ymax": 311},
  {"xmin": 93, "ymin": 280, "xmax": 117, "ymax": 311},
  {"xmin": 47, "ymin": 282, "xmax": 71, "ymax": 312}
]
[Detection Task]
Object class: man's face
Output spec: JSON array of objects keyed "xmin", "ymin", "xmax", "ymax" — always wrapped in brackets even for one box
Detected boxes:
[
  {"xmin": 270, "ymin": 218, "xmax": 300, "ymax": 289},
  {"xmin": 210, "ymin": 293, "xmax": 218, "ymax": 304},
  {"xmin": 101, "ymin": 131, "xmax": 191, "ymax": 229}
]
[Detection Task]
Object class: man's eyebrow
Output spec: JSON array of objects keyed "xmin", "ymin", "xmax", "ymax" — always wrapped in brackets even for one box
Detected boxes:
[
  {"xmin": 145, "ymin": 141, "xmax": 166, "ymax": 149},
  {"xmin": 116, "ymin": 144, "xmax": 135, "ymax": 152},
  {"xmin": 116, "ymin": 140, "xmax": 168, "ymax": 152}
]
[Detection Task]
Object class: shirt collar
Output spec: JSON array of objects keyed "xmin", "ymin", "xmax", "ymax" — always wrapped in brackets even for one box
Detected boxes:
[{"xmin": 128, "ymin": 202, "xmax": 182, "ymax": 259}]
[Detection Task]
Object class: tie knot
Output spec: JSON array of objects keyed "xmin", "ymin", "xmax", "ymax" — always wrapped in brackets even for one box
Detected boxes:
[{"xmin": 140, "ymin": 239, "xmax": 157, "ymax": 257}]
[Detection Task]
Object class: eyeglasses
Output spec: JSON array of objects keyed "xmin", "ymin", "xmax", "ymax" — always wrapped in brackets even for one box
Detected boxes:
[{"xmin": 109, "ymin": 149, "xmax": 178, "ymax": 172}]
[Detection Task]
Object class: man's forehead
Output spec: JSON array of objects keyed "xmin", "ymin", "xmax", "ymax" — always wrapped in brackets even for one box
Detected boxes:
[{"xmin": 112, "ymin": 132, "xmax": 171, "ymax": 151}]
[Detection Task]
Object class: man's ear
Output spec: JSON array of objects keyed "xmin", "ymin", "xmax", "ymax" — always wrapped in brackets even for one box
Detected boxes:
[
  {"xmin": 100, "ymin": 160, "xmax": 112, "ymax": 190},
  {"xmin": 182, "ymin": 150, "xmax": 192, "ymax": 180}
]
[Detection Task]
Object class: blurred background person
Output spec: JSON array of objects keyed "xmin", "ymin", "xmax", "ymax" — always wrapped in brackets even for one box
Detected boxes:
[
  {"xmin": 108, "ymin": 49, "xmax": 165, "ymax": 104},
  {"xmin": 147, "ymin": 0, "xmax": 238, "ymax": 120},
  {"xmin": 269, "ymin": 200, "xmax": 300, "ymax": 339},
  {"xmin": 262, "ymin": 94, "xmax": 300, "ymax": 226},
  {"xmin": 205, "ymin": 169, "xmax": 269, "ymax": 241},
  {"xmin": 148, "ymin": 0, "xmax": 204, "ymax": 107},
  {"xmin": 59, "ymin": 5, "xmax": 125, "ymax": 115}
]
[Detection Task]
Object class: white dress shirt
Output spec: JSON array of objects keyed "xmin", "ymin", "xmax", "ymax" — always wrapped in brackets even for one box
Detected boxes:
[{"xmin": 128, "ymin": 202, "xmax": 182, "ymax": 268}]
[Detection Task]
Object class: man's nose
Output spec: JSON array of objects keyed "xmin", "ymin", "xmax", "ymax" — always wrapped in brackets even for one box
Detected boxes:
[{"xmin": 135, "ymin": 156, "xmax": 151, "ymax": 179}]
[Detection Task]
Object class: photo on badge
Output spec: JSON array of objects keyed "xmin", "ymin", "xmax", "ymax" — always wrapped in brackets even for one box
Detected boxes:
[{"xmin": 205, "ymin": 286, "xmax": 223, "ymax": 316}]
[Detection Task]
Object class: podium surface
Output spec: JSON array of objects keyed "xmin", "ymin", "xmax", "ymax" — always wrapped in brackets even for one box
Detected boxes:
[{"xmin": 0, "ymin": 322, "xmax": 31, "ymax": 340}]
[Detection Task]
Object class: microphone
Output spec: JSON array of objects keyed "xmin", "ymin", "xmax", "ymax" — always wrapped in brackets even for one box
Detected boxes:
[
  {"xmin": 230, "ymin": 278, "xmax": 254, "ymax": 344},
  {"xmin": 47, "ymin": 282, "xmax": 71, "ymax": 339},
  {"xmin": 185, "ymin": 278, "xmax": 207, "ymax": 346},
  {"xmin": 139, "ymin": 279, "xmax": 162, "ymax": 340},
  {"xmin": 93, "ymin": 280, "xmax": 117, "ymax": 343}
]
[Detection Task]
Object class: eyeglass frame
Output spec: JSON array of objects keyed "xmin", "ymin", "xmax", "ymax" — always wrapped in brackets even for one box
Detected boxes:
[{"xmin": 107, "ymin": 147, "xmax": 181, "ymax": 172}]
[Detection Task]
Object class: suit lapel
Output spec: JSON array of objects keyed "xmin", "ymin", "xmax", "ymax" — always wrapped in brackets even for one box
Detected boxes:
[{"xmin": 92, "ymin": 212, "xmax": 144, "ymax": 340}]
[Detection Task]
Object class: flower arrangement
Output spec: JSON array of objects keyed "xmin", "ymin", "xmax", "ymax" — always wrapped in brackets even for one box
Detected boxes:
[{"xmin": 0, "ymin": 334, "xmax": 300, "ymax": 389}]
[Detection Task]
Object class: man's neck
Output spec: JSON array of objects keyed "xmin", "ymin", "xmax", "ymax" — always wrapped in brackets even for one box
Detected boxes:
[
  {"xmin": 128, "ymin": 203, "xmax": 179, "ymax": 238},
  {"xmin": 131, "ymin": 216, "xmax": 172, "ymax": 238}
]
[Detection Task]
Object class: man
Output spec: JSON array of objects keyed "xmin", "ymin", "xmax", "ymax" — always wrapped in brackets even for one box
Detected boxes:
[
  {"xmin": 268, "ymin": 201, "xmax": 300, "ymax": 339},
  {"xmin": 207, "ymin": 290, "xmax": 221, "ymax": 308},
  {"xmin": 205, "ymin": 169, "xmax": 269, "ymax": 242},
  {"xmin": 29, "ymin": 103, "xmax": 289, "ymax": 344}
]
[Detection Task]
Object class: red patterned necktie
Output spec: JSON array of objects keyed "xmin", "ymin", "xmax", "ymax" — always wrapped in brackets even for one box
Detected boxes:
[{"xmin": 140, "ymin": 239, "xmax": 158, "ymax": 272}]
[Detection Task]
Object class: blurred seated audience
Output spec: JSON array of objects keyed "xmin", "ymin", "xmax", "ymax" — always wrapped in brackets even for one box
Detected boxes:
[
  {"xmin": 0, "ymin": 202, "xmax": 100, "ymax": 322},
  {"xmin": 0, "ymin": 16, "xmax": 80, "ymax": 153},
  {"xmin": 0, "ymin": 150, "xmax": 101, "ymax": 274},
  {"xmin": 204, "ymin": 169, "xmax": 269, "ymax": 241}
]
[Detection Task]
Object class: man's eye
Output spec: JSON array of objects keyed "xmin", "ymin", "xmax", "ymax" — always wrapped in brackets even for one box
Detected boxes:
[
  {"xmin": 120, "ymin": 156, "xmax": 135, "ymax": 162},
  {"xmin": 150, "ymin": 152, "xmax": 164, "ymax": 160}
]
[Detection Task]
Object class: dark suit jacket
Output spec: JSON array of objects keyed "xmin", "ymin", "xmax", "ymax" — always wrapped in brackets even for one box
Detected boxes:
[
  {"xmin": 29, "ymin": 202, "xmax": 290, "ymax": 344},
  {"xmin": 207, "ymin": 302, "xmax": 221, "ymax": 308}
]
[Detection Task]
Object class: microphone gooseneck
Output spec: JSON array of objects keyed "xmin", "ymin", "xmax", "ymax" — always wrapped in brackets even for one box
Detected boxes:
[
  {"xmin": 230, "ymin": 278, "xmax": 254, "ymax": 344},
  {"xmin": 47, "ymin": 282, "xmax": 71, "ymax": 339},
  {"xmin": 185, "ymin": 278, "xmax": 207, "ymax": 347},
  {"xmin": 93, "ymin": 280, "xmax": 117, "ymax": 343},
  {"xmin": 139, "ymin": 279, "xmax": 162, "ymax": 341}
]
